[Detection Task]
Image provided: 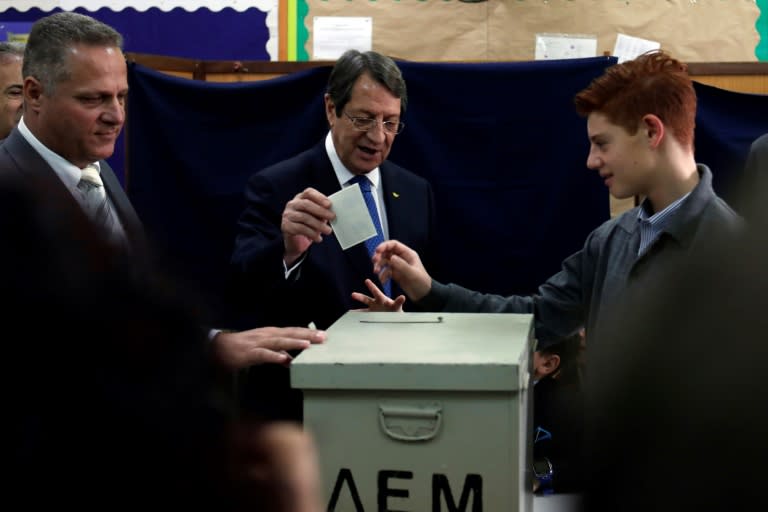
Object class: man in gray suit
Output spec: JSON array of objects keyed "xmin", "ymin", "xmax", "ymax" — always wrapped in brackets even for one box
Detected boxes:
[{"xmin": 0, "ymin": 11, "xmax": 325, "ymax": 370}]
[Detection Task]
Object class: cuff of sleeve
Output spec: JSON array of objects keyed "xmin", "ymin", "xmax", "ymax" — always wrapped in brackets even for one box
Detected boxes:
[
  {"xmin": 284, "ymin": 252, "xmax": 306, "ymax": 280},
  {"xmin": 414, "ymin": 279, "xmax": 448, "ymax": 311}
]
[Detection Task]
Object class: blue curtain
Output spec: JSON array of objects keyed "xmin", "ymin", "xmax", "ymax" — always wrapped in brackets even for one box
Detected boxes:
[
  {"xmin": 127, "ymin": 64, "xmax": 331, "ymax": 321},
  {"xmin": 125, "ymin": 57, "xmax": 768, "ymax": 325},
  {"xmin": 692, "ymin": 81, "xmax": 768, "ymax": 198},
  {"xmin": 0, "ymin": 7, "xmax": 271, "ymax": 60},
  {"xmin": 126, "ymin": 57, "xmax": 613, "ymax": 323},
  {"xmin": 391, "ymin": 58, "xmax": 612, "ymax": 296}
]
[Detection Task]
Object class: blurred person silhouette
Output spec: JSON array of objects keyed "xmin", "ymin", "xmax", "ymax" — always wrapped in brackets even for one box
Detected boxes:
[
  {"xmin": 743, "ymin": 132, "xmax": 768, "ymax": 180},
  {"xmin": 362, "ymin": 50, "xmax": 743, "ymax": 351},
  {"xmin": 0, "ymin": 12, "xmax": 325, "ymax": 374},
  {"xmin": 733, "ymin": 132, "xmax": 768, "ymax": 227},
  {"xmin": 0, "ymin": 173, "xmax": 323, "ymax": 511},
  {"xmin": 230, "ymin": 49, "xmax": 437, "ymax": 422},
  {"xmin": 0, "ymin": 41, "xmax": 23, "ymax": 139},
  {"xmin": 582, "ymin": 198, "xmax": 768, "ymax": 512},
  {"xmin": 532, "ymin": 329, "xmax": 585, "ymax": 495}
]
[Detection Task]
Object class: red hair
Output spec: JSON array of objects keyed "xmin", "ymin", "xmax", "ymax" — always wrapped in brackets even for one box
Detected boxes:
[{"xmin": 574, "ymin": 51, "xmax": 696, "ymax": 149}]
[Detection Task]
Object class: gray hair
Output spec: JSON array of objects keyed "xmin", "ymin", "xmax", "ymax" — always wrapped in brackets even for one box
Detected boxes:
[
  {"xmin": 326, "ymin": 49, "xmax": 407, "ymax": 117},
  {"xmin": 0, "ymin": 42, "xmax": 24, "ymax": 63},
  {"xmin": 23, "ymin": 12, "xmax": 123, "ymax": 94}
]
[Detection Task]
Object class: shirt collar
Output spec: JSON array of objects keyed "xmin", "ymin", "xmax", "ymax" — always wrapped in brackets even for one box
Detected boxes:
[
  {"xmin": 18, "ymin": 116, "xmax": 100, "ymax": 191},
  {"xmin": 636, "ymin": 191, "xmax": 692, "ymax": 226},
  {"xmin": 324, "ymin": 131, "xmax": 381, "ymax": 189}
]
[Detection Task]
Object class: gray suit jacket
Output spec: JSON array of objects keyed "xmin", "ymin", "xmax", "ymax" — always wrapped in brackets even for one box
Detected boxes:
[
  {"xmin": 0, "ymin": 128, "xmax": 145, "ymax": 250},
  {"xmin": 419, "ymin": 165, "xmax": 742, "ymax": 346}
]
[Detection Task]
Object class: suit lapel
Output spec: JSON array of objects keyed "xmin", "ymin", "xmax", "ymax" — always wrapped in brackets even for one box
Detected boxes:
[
  {"xmin": 308, "ymin": 142, "xmax": 343, "ymax": 197},
  {"xmin": 1, "ymin": 129, "xmax": 57, "ymax": 180},
  {"xmin": 1, "ymin": 129, "xmax": 146, "ymax": 251},
  {"xmin": 0, "ymin": 130, "xmax": 75, "ymax": 199},
  {"xmin": 380, "ymin": 162, "xmax": 409, "ymax": 242},
  {"xmin": 99, "ymin": 160, "xmax": 145, "ymax": 246}
]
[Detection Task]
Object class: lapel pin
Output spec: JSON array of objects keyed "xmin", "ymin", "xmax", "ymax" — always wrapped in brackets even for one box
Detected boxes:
[{"xmin": 392, "ymin": 192, "xmax": 400, "ymax": 198}]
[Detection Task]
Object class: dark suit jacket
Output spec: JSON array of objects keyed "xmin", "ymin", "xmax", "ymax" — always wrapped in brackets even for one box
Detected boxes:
[
  {"xmin": 0, "ymin": 128, "xmax": 145, "ymax": 250},
  {"xmin": 230, "ymin": 139, "xmax": 437, "ymax": 421},
  {"xmin": 231, "ymin": 138, "xmax": 438, "ymax": 331},
  {"xmin": 533, "ymin": 373, "xmax": 584, "ymax": 494}
]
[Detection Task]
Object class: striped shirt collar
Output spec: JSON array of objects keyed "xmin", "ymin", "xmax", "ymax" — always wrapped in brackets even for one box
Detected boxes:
[{"xmin": 636, "ymin": 191, "xmax": 692, "ymax": 257}]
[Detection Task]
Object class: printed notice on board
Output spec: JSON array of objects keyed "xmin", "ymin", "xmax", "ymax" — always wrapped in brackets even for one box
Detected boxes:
[
  {"xmin": 313, "ymin": 16, "xmax": 372, "ymax": 60},
  {"xmin": 534, "ymin": 33, "xmax": 597, "ymax": 60}
]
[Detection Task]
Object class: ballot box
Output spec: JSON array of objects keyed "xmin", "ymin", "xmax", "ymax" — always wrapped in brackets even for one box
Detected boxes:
[{"xmin": 291, "ymin": 311, "xmax": 534, "ymax": 512}]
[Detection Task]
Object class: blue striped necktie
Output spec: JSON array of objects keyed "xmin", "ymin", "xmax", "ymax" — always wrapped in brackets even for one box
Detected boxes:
[{"xmin": 350, "ymin": 174, "xmax": 391, "ymax": 297}]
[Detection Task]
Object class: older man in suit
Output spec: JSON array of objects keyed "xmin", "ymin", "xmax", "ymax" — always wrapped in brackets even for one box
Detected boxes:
[
  {"xmin": 231, "ymin": 49, "xmax": 438, "ymax": 421},
  {"xmin": 0, "ymin": 11, "xmax": 325, "ymax": 372}
]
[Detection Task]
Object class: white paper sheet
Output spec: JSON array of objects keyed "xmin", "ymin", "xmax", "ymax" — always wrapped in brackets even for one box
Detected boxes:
[
  {"xmin": 613, "ymin": 33, "xmax": 661, "ymax": 63},
  {"xmin": 312, "ymin": 16, "xmax": 372, "ymax": 60},
  {"xmin": 534, "ymin": 33, "xmax": 597, "ymax": 60},
  {"xmin": 328, "ymin": 183, "xmax": 377, "ymax": 251}
]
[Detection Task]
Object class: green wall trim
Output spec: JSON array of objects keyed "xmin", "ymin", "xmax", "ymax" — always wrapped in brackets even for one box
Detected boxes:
[
  {"xmin": 298, "ymin": 0, "xmax": 310, "ymax": 61},
  {"xmin": 757, "ymin": 0, "xmax": 767, "ymax": 61}
]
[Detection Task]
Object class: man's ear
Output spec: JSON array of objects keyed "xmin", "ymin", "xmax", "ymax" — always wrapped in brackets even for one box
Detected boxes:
[
  {"xmin": 24, "ymin": 77, "xmax": 44, "ymax": 114},
  {"xmin": 324, "ymin": 93, "xmax": 336, "ymax": 128},
  {"xmin": 538, "ymin": 353, "xmax": 561, "ymax": 377},
  {"xmin": 642, "ymin": 114, "xmax": 665, "ymax": 149}
]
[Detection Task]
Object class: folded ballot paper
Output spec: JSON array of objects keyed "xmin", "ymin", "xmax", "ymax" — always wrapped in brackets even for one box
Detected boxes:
[{"xmin": 328, "ymin": 183, "xmax": 377, "ymax": 250}]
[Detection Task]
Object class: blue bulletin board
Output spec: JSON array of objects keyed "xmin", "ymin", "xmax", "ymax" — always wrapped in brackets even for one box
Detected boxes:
[
  {"xmin": 0, "ymin": 21, "xmax": 33, "ymax": 41},
  {"xmin": 1, "ymin": 4, "xmax": 275, "ymax": 184},
  {"xmin": 0, "ymin": 7, "xmax": 272, "ymax": 60}
]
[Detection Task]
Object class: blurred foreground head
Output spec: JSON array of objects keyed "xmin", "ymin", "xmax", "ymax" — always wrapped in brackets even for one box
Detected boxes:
[
  {"xmin": 0, "ymin": 173, "xmax": 227, "ymax": 507},
  {"xmin": 0, "ymin": 176, "xmax": 322, "ymax": 511}
]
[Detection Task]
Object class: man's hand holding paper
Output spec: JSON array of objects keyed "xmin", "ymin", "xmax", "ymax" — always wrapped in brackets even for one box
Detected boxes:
[{"xmin": 281, "ymin": 187, "xmax": 335, "ymax": 267}]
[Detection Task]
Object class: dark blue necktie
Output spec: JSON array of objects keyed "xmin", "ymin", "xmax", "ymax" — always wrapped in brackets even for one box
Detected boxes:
[{"xmin": 351, "ymin": 174, "xmax": 391, "ymax": 297}]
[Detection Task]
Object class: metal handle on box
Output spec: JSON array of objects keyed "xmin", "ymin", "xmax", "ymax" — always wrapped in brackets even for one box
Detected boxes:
[{"xmin": 378, "ymin": 404, "xmax": 442, "ymax": 442}]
